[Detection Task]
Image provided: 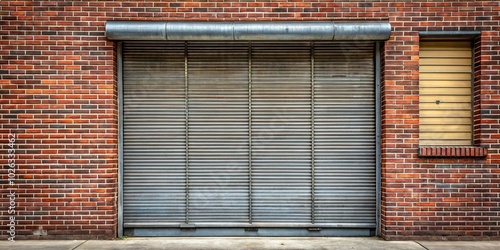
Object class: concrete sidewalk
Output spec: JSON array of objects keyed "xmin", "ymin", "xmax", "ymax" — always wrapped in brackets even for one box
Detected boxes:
[{"xmin": 0, "ymin": 237, "xmax": 499, "ymax": 250}]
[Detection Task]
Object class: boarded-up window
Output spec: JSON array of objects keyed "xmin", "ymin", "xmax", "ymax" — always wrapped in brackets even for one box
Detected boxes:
[{"xmin": 419, "ymin": 41, "xmax": 472, "ymax": 146}]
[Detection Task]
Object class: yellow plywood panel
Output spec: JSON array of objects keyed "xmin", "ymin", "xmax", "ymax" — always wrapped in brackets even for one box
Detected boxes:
[
  {"xmin": 419, "ymin": 139, "xmax": 472, "ymax": 146},
  {"xmin": 420, "ymin": 41, "xmax": 472, "ymax": 50},
  {"xmin": 419, "ymin": 50, "xmax": 472, "ymax": 58},
  {"xmin": 419, "ymin": 41, "xmax": 472, "ymax": 146},
  {"xmin": 419, "ymin": 117, "xmax": 471, "ymax": 125},
  {"xmin": 420, "ymin": 109, "xmax": 471, "ymax": 118},
  {"xmin": 420, "ymin": 65, "xmax": 472, "ymax": 73},
  {"xmin": 420, "ymin": 102, "xmax": 471, "ymax": 110},
  {"xmin": 419, "ymin": 58, "xmax": 471, "ymax": 66},
  {"xmin": 420, "ymin": 132, "xmax": 471, "ymax": 140},
  {"xmin": 420, "ymin": 124, "xmax": 471, "ymax": 132},
  {"xmin": 420, "ymin": 95, "xmax": 471, "ymax": 103},
  {"xmin": 419, "ymin": 87, "xmax": 471, "ymax": 95},
  {"xmin": 420, "ymin": 73, "xmax": 471, "ymax": 81},
  {"xmin": 419, "ymin": 80, "xmax": 471, "ymax": 88}
]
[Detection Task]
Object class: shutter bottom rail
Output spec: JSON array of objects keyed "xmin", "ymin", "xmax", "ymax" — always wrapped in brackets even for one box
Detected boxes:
[{"xmin": 124, "ymin": 222, "xmax": 376, "ymax": 228}]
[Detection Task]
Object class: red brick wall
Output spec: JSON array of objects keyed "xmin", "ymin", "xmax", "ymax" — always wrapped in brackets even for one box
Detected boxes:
[
  {"xmin": 1, "ymin": 0, "xmax": 498, "ymax": 240},
  {"xmin": 0, "ymin": 0, "xmax": 118, "ymax": 240},
  {"xmin": 381, "ymin": 1, "xmax": 500, "ymax": 240}
]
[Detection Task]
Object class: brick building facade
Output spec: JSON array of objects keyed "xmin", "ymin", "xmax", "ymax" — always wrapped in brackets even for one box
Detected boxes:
[{"xmin": 1, "ymin": 0, "xmax": 499, "ymax": 240}]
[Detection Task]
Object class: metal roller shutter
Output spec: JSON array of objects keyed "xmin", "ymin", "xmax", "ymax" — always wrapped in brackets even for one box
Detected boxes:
[{"xmin": 122, "ymin": 41, "xmax": 376, "ymax": 235}]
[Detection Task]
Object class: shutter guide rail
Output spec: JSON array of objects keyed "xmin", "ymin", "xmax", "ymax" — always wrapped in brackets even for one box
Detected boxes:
[
  {"xmin": 310, "ymin": 43, "xmax": 316, "ymax": 224},
  {"xmin": 248, "ymin": 42, "xmax": 253, "ymax": 224},
  {"xmin": 184, "ymin": 42, "xmax": 190, "ymax": 225}
]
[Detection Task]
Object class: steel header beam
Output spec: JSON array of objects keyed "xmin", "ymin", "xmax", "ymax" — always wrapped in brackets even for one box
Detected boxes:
[{"xmin": 106, "ymin": 21, "xmax": 391, "ymax": 41}]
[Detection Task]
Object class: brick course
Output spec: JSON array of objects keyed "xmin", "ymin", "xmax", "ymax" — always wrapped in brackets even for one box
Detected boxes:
[{"xmin": 1, "ymin": 0, "xmax": 499, "ymax": 240}]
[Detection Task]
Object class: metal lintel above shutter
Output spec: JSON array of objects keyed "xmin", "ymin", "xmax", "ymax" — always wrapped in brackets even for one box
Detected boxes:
[{"xmin": 106, "ymin": 21, "xmax": 391, "ymax": 41}]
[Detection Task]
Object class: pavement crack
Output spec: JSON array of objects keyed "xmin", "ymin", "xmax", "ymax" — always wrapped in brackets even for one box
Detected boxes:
[
  {"xmin": 414, "ymin": 241, "xmax": 429, "ymax": 250},
  {"xmin": 72, "ymin": 240, "xmax": 88, "ymax": 250}
]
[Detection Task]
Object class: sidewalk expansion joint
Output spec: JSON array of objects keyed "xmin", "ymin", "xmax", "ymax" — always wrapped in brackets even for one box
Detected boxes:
[
  {"xmin": 414, "ymin": 241, "xmax": 430, "ymax": 250},
  {"xmin": 72, "ymin": 240, "xmax": 88, "ymax": 250}
]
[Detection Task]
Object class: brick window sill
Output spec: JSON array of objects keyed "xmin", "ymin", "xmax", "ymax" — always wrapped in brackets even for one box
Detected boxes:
[{"xmin": 418, "ymin": 146, "xmax": 488, "ymax": 158}]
